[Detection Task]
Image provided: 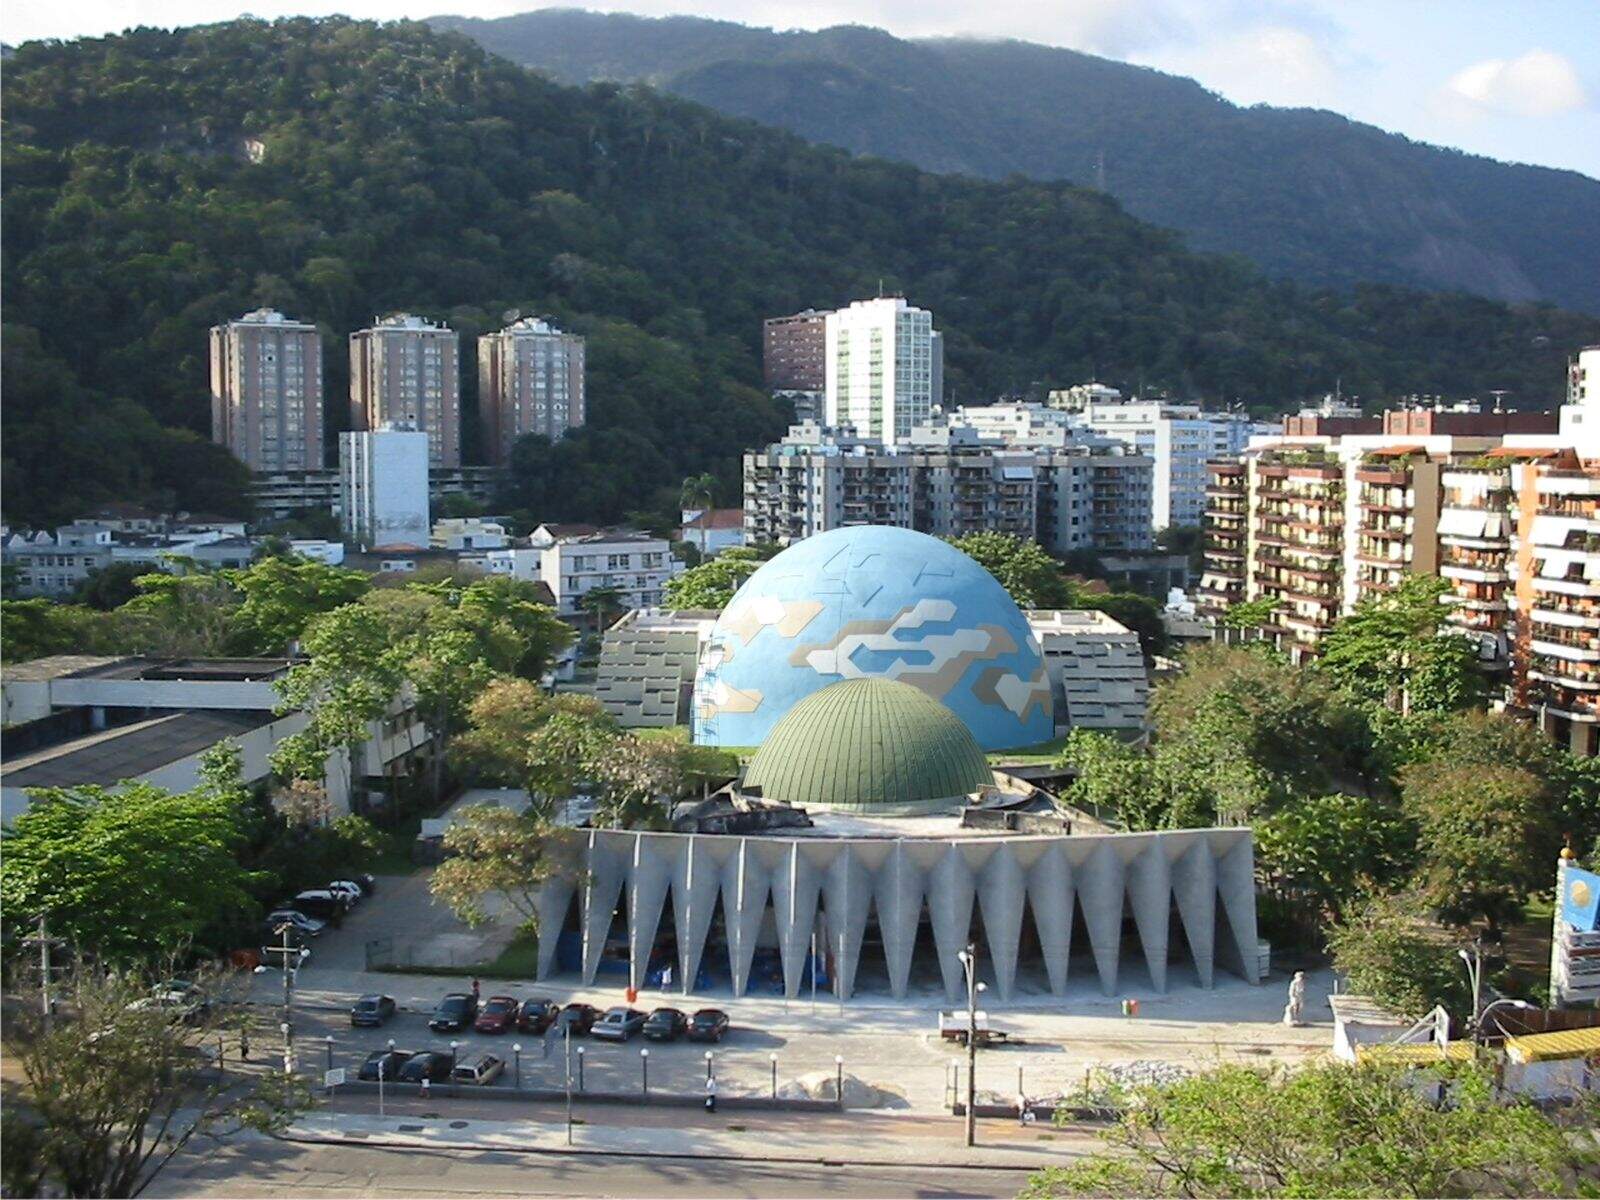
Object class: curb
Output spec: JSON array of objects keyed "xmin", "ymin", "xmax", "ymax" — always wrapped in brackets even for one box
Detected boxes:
[{"xmin": 276, "ymin": 1129, "xmax": 1055, "ymax": 1172}]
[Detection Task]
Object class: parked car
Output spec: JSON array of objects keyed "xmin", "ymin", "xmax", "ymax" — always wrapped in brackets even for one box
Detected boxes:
[
  {"xmin": 554, "ymin": 1003, "xmax": 601, "ymax": 1036},
  {"xmin": 397, "ymin": 1051, "xmax": 454, "ymax": 1083},
  {"xmin": 686, "ymin": 1009, "xmax": 730, "ymax": 1043},
  {"xmin": 474, "ymin": 996, "xmax": 519, "ymax": 1034},
  {"xmin": 349, "ymin": 994, "xmax": 397, "ymax": 1027},
  {"xmin": 590, "ymin": 1007, "xmax": 647, "ymax": 1042},
  {"xmin": 452, "ymin": 1054, "xmax": 505, "ymax": 1086},
  {"xmin": 428, "ymin": 992, "xmax": 479, "ymax": 1033},
  {"xmin": 127, "ymin": 981, "xmax": 211, "ymax": 1025},
  {"xmin": 265, "ymin": 910, "xmax": 325, "ymax": 938},
  {"xmin": 642, "ymin": 1007, "xmax": 688, "ymax": 1042},
  {"xmin": 290, "ymin": 890, "xmax": 349, "ymax": 925},
  {"xmin": 326, "ymin": 881, "xmax": 363, "ymax": 906},
  {"xmin": 517, "ymin": 998, "xmax": 560, "ymax": 1034},
  {"xmin": 358, "ymin": 1049, "xmax": 413, "ymax": 1081},
  {"xmin": 353, "ymin": 873, "xmax": 378, "ymax": 895}
]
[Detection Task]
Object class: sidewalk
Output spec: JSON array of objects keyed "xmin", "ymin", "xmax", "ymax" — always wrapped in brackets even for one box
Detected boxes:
[{"xmin": 283, "ymin": 1099, "xmax": 1101, "ymax": 1170}]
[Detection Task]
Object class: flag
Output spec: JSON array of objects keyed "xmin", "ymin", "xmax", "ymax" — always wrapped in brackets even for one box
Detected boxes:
[{"xmin": 1561, "ymin": 865, "xmax": 1600, "ymax": 931}]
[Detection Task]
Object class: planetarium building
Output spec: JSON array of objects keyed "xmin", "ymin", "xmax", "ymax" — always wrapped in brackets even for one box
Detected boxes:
[{"xmin": 536, "ymin": 527, "xmax": 1260, "ymax": 1002}]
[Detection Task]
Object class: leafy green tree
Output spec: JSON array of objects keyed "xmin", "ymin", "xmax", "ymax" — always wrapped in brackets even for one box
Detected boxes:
[
  {"xmin": 1024, "ymin": 1059, "xmax": 1589, "ymax": 1198},
  {"xmin": 71, "ymin": 562, "xmax": 150, "ymax": 611},
  {"xmin": 590, "ymin": 734, "xmax": 695, "ymax": 829},
  {"xmin": 1085, "ymin": 591, "xmax": 1168, "ymax": 659},
  {"xmin": 0, "ymin": 599, "xmax": 120, "ymax": 662},
  {"xmin": 431, "ymin": 806, "xmax": 584, "ymax": 935},
  {"xmin": 1057, "ymin": 730, "xmax": 1166, "ymax": 830},
  {"xmin": 579, "ymin": 585, "xmax": 626, "ymax": 630},
  {"xmin": 1220, "ymin": 594, "xmax": 1280, "ymax": 634},
  {"xmin": 450, "ymin": 575, "xmax": 573, "ymax": 680},
  {"xmin": 946, "ymin": 532, "xmax": 1073, "ymax": 608},
  {"xmin": 115, "ymin": 572, "xmax": 238, "ymax": 658},
  {"xmin": 223, "ymin": 556, "xmax": 371, "ymax": 655},
  {"xmin": 450, "ymin": 679, "xmax": 619, "ymax": 814},
  {"xmin": 1326, "ymin": 890, "xmax": 1471, "ymax": 1019},
  {"xmin": 1256, "ymin": 794, "xmax": 1417, "ymax": 922},
  {"xmin": 1401, "ymin": 763, "xmax": 1556, "ymax": 933},
  {"xmin": 662, "ymin": 545, "xmax": 766, "ymax": 610},
  {"xmin": 0, "ymin": 744, "xmax": 262, "ymax": 963},
  {"xmin": 1318, "ymin": 574, "xmax": 1484, "ymax": 714}
]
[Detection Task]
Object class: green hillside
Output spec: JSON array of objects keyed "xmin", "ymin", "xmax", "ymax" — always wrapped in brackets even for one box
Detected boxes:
[
  {"xmin": 435, "ymin": 10, "xmax": 1600, "ymax": 313},
  {"xmin": 3, "ymin": 18, "xmax": 1597, "ymax": 529}
]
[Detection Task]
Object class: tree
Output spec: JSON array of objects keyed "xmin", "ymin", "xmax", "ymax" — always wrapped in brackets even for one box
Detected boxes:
[
  {"xmin": 430, "ymin": 806, "xmax": 583, "ymax": 935},
  {"xmin": 1256, "ymin": 794, "xmax": 1417, "ymax": 922},
  {"xmin": 1318, "ymin": 574, "xmax": 1484, "ymax": 714},
  {"xmin": 1057, "ymin": 730, "xmax": 1166, "ymax": 830},
  {"xmin": 1401, "ymin": 763, "xmax": 1556, "ymax": 933},
  {"xmin": 450, "ymin": 575, "xmax": 573, "ymax": 680},
  {"xmin": 1220, "ymin": 595, "xmax": 1280, "ymax": 636},
  {"xmin": 946, "ymin": 532, "xmax": 1073, "ymax": 608},
  {"xmin": 579, "ymin": 585, "xmax": 625, "ymax": 631},
  {"xmin": 7, "ymin": 957, "xmax": 305, "ymax": 1198},
  {"xmin": 224, "ymin": 556, "xmax": 370, "ymax": 656},
  {"xmin": 1024, "ymin": 1059, "xmax": 1589, "ymax": 1198},
  {"xmin": 450, "ymin": 680, "xmax": 619, "ymax": 814},
  {"xmin": 590, "ymin": 734, "xmax": 693, "ymax": 829},
  {"xmin": 662, "ymin": 546, "xmax": 766, "ymax": 610},
  {"xmin": 0, "ymin": 599, "xmax": 120, "ymax": 662},
  {"xmin": 1085, "ymin": 591, "xmax": 1169, "ymax": 659},
  {"xmin": 1325, "ymin": 890, "xmax": 1470, "ymax": 1019},
  {"xmin": 678, "ymin": 472, "xmax": 718, "ymax": 560},
  {"xmin": 0, "ymin": 744, "xmax": 262, "ymax": 963},
  {"xmin": 114, "ymin": 572, "xmax": 238, "ymax": 658},
  {"xmin": 71, "ymin": 562, "xmax": 150, "ymax": 611}
]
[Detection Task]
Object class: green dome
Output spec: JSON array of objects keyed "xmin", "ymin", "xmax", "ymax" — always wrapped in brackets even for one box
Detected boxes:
[{"xmin": 742, "ymin": 678, "xmax": 994, "ymax": 815}]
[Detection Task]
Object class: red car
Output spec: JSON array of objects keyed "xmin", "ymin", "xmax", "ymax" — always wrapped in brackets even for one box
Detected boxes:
[{"xmin": 473, "ymin": 995, "xmax": 519, "ymax": 1034}]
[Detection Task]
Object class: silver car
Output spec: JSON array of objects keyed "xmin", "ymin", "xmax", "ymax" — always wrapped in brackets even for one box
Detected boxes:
[{"xmin": 452, "ymin": 1054, "xmax": 505, "ymax": 1086}]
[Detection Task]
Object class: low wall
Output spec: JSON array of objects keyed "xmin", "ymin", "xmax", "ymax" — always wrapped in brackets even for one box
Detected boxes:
[{"xmin": 332, "ymin": 1079, "xmax": 840, "ymax": 1112}]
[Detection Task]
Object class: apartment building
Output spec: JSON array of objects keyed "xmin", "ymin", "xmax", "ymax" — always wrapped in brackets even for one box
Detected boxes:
[
  {"xmin": 763, "ymin": 309, "xmax": 828, "ymax": 392},
  {"xmin": 528, "ymin": 525, "xmax": 679, "ymax": 618},
  {"xmin": 209, "ymin": 308, "xmax": 323, "ymax": 471},
  {"xmin": 339, "ymin": 426, "xmax": 432, "ymax": 551},
  {"xmin": 349, "ymin": 314, "xmax": 461, "ymax": 468},
  {"xmin": 1196, "ymin": 461, "xmax": 1247, "ymax": 614},
  {"xmin": 824, "ymin": 298, "xmax": 942, "ymax": 445},
  {"xmin": 477, "ymin": 317, "xmax": 586, "ymax": 465},
  {"xmin": 743, "ymin": 425, "xmax": 915, "ymax": 545}
]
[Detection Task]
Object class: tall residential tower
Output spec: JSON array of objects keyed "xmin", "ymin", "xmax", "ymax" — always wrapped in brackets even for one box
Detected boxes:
[
  {"xmin": 208, "ymin": 308, "xmax": 323, "ymax": 471},
  {"xmin": 349, "ymin": 314, "xmax": 461, "ymax": 468},
  {"xmin": 476, "ymin": 317, "xmax": 586, "ymax": 465},
  {"xmin": 824, "ymin": 298, "xmax": 942, "ymax": 445}
]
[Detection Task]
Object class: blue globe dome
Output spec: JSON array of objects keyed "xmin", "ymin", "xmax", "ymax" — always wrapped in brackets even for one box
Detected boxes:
[{"xmin": 691, "ymin": 526, "xmax": 1053, "ymax": 751}]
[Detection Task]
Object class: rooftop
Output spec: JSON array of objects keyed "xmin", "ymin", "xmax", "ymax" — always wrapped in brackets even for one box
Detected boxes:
[
  {"xmin": 1, "ymin": 655, "xmax": 131, "ymax": 683},
  {"xmin": 1, "ymin": 709, "xmax": 277, "ymax": 790}
]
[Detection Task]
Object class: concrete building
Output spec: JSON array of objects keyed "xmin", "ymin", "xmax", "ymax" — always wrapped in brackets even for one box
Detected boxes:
[
  {"xmin": 592, "ymin": 608, "xmax": 720, "ymax": 727},
  {"xmin": 349, "ymin": 314, "xmax": 461, "ymax": 468},
  {"xmin": 743, "ymin": 425, "xmax": 915, "ymax": 545},
  {"xmin": 529, "ymin": 525, "xmax": 679, "ymax": 618},
  {"xmin": 679, "ymin": 508, "xmax": 746, "ymax": 558},
  {"xmin": 208, "ymin": 308, "xmax": 323, "ymax": 471},
  {"xmin": 763, "ymin": 309, "xmax": 828, "ymax": 392},
  {"xmin": 339, "ymin": 426, "xmax": 431, "ymax": 551},
  {"xmin": 431, "ymin": 517, "xmax": 510, "ymax": 551},
  {"xmin": 825, "ymin": 298, "xmax": 942, "ymax": 445},
  {"xmin": 1027, "ymin": 610, "xmax": 1149, "ymax": 732},
  {"xmin": 477, "ymin": 317, "xmax": 585, "ymax": 465}
]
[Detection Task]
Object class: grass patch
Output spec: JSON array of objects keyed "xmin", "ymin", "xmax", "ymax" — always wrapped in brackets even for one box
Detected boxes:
[
  {"xmin": 371, "ymin": 932, "xmax": 540, "ymax": 980},
  {"xmin": 988, "ymin": 735, "xmax": 1071, "ymax": 766}
]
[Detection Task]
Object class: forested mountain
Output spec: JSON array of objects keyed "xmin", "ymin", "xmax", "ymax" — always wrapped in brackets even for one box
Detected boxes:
[
  {"xmin": 433, "ymin": 9, "xmax": 1600, "ymax": 313},
  {"xmin": 4, "ymin": 19, "xmax": 1598, "ymax": 530}
]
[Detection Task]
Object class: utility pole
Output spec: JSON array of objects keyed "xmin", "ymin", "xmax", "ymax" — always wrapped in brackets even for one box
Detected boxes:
[
  {"xmin": 277, "ymin": 922, "xmax": 296, "ymax": 1092},
  {"xmin": 38, "ymin": 913, "xmax": 52, "ymax": 1027},
  {"xmin": 958, "ymin": 942, "xmax": 983, "ymax": 1148},
  {"xmin": 564, "ymin": 1022, "xmax": 574, "ymax": 1146}
]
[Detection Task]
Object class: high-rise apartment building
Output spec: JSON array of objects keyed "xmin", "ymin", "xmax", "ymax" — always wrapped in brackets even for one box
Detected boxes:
[
  {"xmin": 824, "ymin": 298, "xmax": 942, "ymax": 445},
  {"xmin": 349, "ymin": 314, "xmax": 461, "ymax": 468},
  {"xmin": 763, "ymin": 309, "xmax": 828, "ymax": 392},
  {"xmin": 339, "ymin": 425, "xmax": 432, "ymax": 551},
  {"xmin": 208, "ymin": 308, "xmax": 323, "ymax": 471},
  {"xmin": 477, "ymin": 317, "xmax": 586, "ymax": 465}
]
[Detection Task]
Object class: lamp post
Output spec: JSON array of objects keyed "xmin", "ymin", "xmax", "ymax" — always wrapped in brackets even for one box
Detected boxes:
[
  {"xmin": 1476, "ymin": 998, "xmax": 1533, "ymax": 1047},
  {"xmin": 577, "ymin": 1046, "xmax": 585, "ymax": 1092},
  {"xmin": 449, "ymin": 1040, "xmax": 460, "ymax": 1096},
  {"xmin": 513, "ymin": 1043, "xmax": 522, "ymax": 1091},
  {"xmin": 1457, "ymin": 941, "xmax": 1484, "ymax": 1043},
  {"xmin": 325, "ymin": 1036, "xmax": 335, "ymax": 1073},
  {"xmin": 564, "ymin": 1023, "xmax": 574, "ymax": 1146},
  {"xmin": 770, "ymin": 1052, "xmax": 778, "ymax": 1099},
  {"xmin": 705, "ymin": 1050, "xmax": 713, "ymax": 1081},
  {"xmin": 835, "ymin": 1054, "xmax": 844, "ymax": 1111},
  {"xmin": 957, "ymin": 944, "xmax": 986, "ymax": 1148},
  {"xmin": 640, "ymin": 1048, "xmax": 649, "ymax": 1096}
]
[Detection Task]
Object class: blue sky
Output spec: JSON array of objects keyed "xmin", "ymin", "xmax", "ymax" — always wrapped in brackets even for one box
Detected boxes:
[{"xmin": 5, "ymin": 0, "xmax": 1596, "ymax": 177}]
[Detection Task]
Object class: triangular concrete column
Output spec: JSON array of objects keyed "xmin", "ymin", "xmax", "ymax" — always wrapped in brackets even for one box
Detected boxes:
[
  {"xmin": 671, "ymin": 835, "xmax": 726, "ymax": 995},
  {"xmin": 626, "ymin": 834, "xmax": 677, "ymax": 991},
  {"xmin": 1026, "ymin": 843, "xmax": 1075, "ymax": 994},
  {"xmin": 581, "ymin": 831, "xmax": 628, "ymax": 985},
  {"xmin": 721, "ymin": 840, "xmax": 772, "ymax": 997},
  {"xmin": 770, "ymin": 841, "xmax": 824, "ymax": 997},
  {"xmin": 1214, "ymin": 833, "xmax": 1261, "ymax": 984},
  {"xmin": 874, "ymin": 842, "xmax": 925, "ymax": 999},
  {"xmin": 1073, "ymin": 842, "xmax": 1125, "ymax": 995},
  {"xmin": 975, "ymin": 844, "xmax": 1026, "ymax": 1001},
  {"xmin": 927, "ymin": 845, "xmax": 977, "ymax": 1002},
  {"xmin": 1170, "ymin": 839, "xmax": 1217, "ymax": 987},
  {"xmin": 1125, "ymin": 838, "xmax": 1172, "ymax": 993},
  {"xmin": 823, "ymin": 844, "xmax": 877, "ymax": 1001},
  {"xmin": 534, "ymin": 875, "xmax": 575, "ymax": 981}
]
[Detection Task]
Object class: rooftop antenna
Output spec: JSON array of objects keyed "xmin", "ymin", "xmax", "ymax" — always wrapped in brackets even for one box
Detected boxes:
[{"xmin": 1489, "ymin": 389, "xmax": 1509, "ymax": 413}]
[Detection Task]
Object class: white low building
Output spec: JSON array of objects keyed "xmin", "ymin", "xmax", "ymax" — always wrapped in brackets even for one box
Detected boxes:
[
  {"xmin": 528, "ymin": 524, "xmax": 679, "ymax": 618},
  {"xmin": 340, "ymin": 425, "xmax": 431, "ymax": 551},
  {"xmin": 1027, "ymin": 610, "xmax": 1150, "ymax": 732}
]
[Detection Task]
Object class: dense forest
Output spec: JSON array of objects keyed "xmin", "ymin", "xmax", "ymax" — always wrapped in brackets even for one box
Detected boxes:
[
  {"xmin": 4, "ymin": 18, "xmax": 1598, "ymax": 528},
  {"xmin": 436, "ymin": 10, "xmax": 1600, "ymax": 312}
]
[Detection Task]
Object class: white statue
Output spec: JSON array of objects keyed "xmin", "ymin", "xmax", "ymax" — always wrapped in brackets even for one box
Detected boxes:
[{"xmin": 1282, "ymin": 970, "xmax": 1306, "ymax": 1026}]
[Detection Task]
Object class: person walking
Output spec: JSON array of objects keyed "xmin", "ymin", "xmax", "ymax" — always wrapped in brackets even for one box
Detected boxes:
[
  {"xmin": 471, "ymin": 977, "xmax": 482, "ymax": 1004},
  {"xmin": 704, "ymin": 1073, "xmax": 717, "ymax": 1114},
  {"xmin": 239, "ymin": 1025, "xmax": 250, "ymax": 1062}
]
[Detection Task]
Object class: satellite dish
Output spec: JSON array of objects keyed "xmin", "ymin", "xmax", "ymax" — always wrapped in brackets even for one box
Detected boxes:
[{"xmin": 502, "ymin": 308, "xmax": 522, "ymax": 324}]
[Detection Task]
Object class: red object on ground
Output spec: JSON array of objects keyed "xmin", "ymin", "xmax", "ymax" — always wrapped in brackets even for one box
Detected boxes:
[{"xmin": 626, "ymin": 986, "xmax": 639, "ymax": 1004}]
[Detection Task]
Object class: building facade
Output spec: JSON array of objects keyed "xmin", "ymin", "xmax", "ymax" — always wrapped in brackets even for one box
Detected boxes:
[
  {"xmin": 209, "ymin": 308, "xmax": 323, "ymax": 471},
  {"xmin": 477, "ymin": 317, "xmax": 586, "ymax": 465},
  {"xmin": 339, "ymin": 426, "xmax": 432, "ymax": 551},
  {"xmin": 824, "ymin": 298, "xmax": 942, "ymax": 445},
  {"xmin": 763, "ymin": 309, "xmax": 828, "ymax": 392},
  {"xmin": 530, "ymin": 525, "xmax": 679, "ymax": 618},
  {"xmin": 349, "ymin": 314, "xmax": 461, "ymax": 468}
]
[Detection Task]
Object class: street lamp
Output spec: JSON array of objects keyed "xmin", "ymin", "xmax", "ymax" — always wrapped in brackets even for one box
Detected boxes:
[
  {"xmin": 956, "ymin": 944, "xmax": 986, "ymax": 1148},
  {"xmin": 704, "ymin": 1050, "xmax": 714, "ymax": 1081},
  {"xmin": 835, "ymin": 1054, "xmax": 844, "ymax": 1111},
  {"xmin": 1476, "ymin": 998, "xmax": 1533, "ymax": 1047},
  {"xmin": 577, "ymin": 1046, "xmax": 585, "ymax": 1092},
  {"xmin": 1457, "ymin": 944, "xmax": 1483, "ymax": 1037},
  {"xmin": 449, "ymin": 1041, "xmax": 460, "ymax": 1097},
  {"xmin": 770, "ymin": 1052, "xmax": 778, "ymax": 1099},
  {"xmin": 513, "ymin": 1043, "xmax": 522, "ymax": 1091},
  {"xmin": 640, "ymin": 1048, "xmax": 650, "ymax": 1096}
]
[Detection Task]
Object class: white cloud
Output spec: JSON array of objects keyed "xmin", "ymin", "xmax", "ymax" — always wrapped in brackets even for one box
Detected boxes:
[
  {"xmin": 1441, "ymin": 49, "xmax": 1589, "ymax": 118},
  {"xmin": 1140, "ymin": 24, "xmax": 1342, "ymax": 108}
]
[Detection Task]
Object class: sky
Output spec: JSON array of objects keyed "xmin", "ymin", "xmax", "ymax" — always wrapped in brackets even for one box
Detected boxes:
[{"xmin": 5, "ymin": 0, "xmax": 1597, "ymax": 178}]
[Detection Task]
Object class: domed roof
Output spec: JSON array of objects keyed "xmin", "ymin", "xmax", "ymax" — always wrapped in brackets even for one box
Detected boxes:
[
  {"xmin": 742, "ymin": 679, "xmax": 994, "ymax": 814},
  {"xmin": 692, "ymin": 526, "xmax": 1052, "ymax": 751}
]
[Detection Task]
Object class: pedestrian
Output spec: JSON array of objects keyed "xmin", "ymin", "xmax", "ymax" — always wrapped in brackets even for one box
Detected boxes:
[
  {"xmin": 1017, "ymin": 1092, "xmax": 1029, "ymax": 1127},
  {"xmin": 471, "ymin": 977, "xmax": 481, "ymax": 1003},
  {"xmin": 421, "ymin": 1077, "xmax": 431, "ymax": 1101},
  {"xmin": 704, "ymin": 1073, "xmax": 717, "ymax": 1114},
  {"xmin": 239, "ymin": 1026, "xmax": 250, "ymax": 1062}
]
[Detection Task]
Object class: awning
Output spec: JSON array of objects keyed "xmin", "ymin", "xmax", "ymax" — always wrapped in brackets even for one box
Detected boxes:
[
  {"xmin": 1505, "ymin": 1027, "xmax": 1600, "ymax": 1063},
  {"xmin": 1533, "ymin": 515, "xmax": 1591, "ymax": 548},
  {"xmin": 1438, "ymin": 509, "xmax": 1488, "ymax": 538}
]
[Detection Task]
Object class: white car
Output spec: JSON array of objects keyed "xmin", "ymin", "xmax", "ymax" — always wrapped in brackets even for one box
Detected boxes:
[
  {"xmin": 326, "ymin": 881, "xmax": 362, "ymax": 905},
  {"xmin": 266, "ymin": 910, "xmax": 326, "ymax": 937}
]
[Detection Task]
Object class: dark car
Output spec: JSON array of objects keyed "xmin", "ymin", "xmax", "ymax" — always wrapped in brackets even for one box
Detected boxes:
[
  {"xmin": 358, "ymin": 1049, "xmax": 413, "ymax": 1081},
  {"xmin": 517, "ymin": 998, "xmax": 560, "ymax": 1034},
  {"xmin": 290, "ymin": 890, "xmax": 349, "ymax": 925},
  {"xmin": 686, "ymin": 1008, "xmax": 730, "ymax": 1043},
  {"xmin": 397, "ymin": 1051, "xmax": 454, "ymax": 1083},
  {"xmin": 474, "ymin": 996, "xmax": 519, "ymax": 1034},
  {"xmin": 642, "ymin": 1007, "xmax": 688, "ymax": 1042},
  {"xmin": 554, "ymin": 1002, "xmax": 601, "ymax": 1036},
  {"xmin": 428, "ymin": 992, "xmax": 479, "ymax": 1033},
  {"xmin": 590, "ymin": 1006, "xmax": 647, "ymax": 1042},
  {"xmin": 350, "ymin": 994, "xmax": 397, "ymax": 1027}
]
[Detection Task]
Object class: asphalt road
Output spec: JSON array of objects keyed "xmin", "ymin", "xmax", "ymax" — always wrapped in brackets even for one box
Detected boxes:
[{"xmin": 147, "ymin": 1135, "xmax": 1037, "ymax": 1198}]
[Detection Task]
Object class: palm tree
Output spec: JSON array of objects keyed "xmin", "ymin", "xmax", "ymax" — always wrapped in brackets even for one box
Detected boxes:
[
  {"xmin": 579, "ymin": 585, "xmax": 625, "ymax": 633},
  {"xmin": 679, "ymin": 473, "xmax": 718, "ymax": 560}
]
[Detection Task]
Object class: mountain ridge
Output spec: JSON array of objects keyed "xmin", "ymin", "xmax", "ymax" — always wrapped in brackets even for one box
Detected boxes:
[{"xmin": 430, "ymin": 8, "xmax": 1600, "ymax": 312}]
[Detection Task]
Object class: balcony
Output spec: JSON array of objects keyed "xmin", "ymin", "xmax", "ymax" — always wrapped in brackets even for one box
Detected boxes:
[
  {"xmin": 1526, "ymin": 679, "xmax": 1600, "ymax": 717},
  {"xmin": 1531, "ymin": 623, "xmax": 1600, "ymax": 661},
  {"xmin": 1356, "ymin": 467, "xmax": 1410, "ymax": 486}
]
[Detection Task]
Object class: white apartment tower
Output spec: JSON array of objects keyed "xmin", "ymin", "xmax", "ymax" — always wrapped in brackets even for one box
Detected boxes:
[
  {"xmin": 1079, "ymin": 398, "xmax": 1255, "ymax": 531},
  {"xmin": 477, "ymin": 317, "xmax": 587, "ymax": 465},
  {"xmin": 349, "ymin": 314, "xmax": 461, "ymax": 468},
  {"xmin": 339, "ymin": 426, "xmax": 432, "ymax": 551},
  {"xmin": 208, "ymin": 308, "xmax": 323, "ymax": 471},
  {"xmin": 824, "ymin": 298, "xmax": 942, "ymax": 445}
]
